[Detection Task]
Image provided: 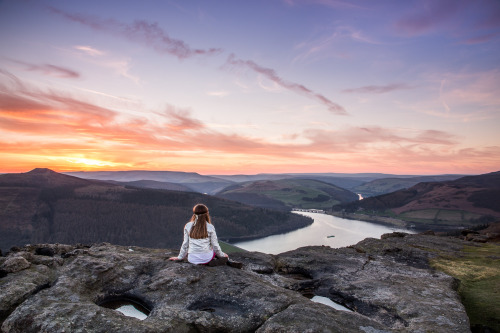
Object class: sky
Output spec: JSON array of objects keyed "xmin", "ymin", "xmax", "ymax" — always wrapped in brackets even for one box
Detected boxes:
[{"xmin": 1, "ymin": 0, "xmax": 499, "ymax": 175}]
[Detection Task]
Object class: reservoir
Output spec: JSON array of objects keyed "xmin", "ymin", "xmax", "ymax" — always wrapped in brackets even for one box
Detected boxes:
[{"xmin": 233, "ymin": 211, "xmax": 412, "ymax": 254}]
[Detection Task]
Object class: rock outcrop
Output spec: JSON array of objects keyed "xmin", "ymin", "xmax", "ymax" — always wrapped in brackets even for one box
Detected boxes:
[{"xmin": 0, "ymin": 234, "xmax": 473, "ymax": 332}]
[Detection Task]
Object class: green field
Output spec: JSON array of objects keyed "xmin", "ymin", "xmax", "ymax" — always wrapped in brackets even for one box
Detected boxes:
[
  {"xmin": 219, "ymin": 178, "xmax": 357, "ymax": 210},
  {"xmin": 264, "ymin": 188, "xmax": 340, "ymax": 209},
  {"xmin": 398, "ymin": 209, "xmax": 483, "ymax": 226},
  {"xmin": 220, "ymin": 241, "xmax": 247, "ymax": 254}
]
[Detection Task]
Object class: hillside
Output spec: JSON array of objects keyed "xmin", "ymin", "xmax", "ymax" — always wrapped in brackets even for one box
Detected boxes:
[
  {"xmin": 106, "ymin": 180, "xmax": 195, "ymax": 192},
  {"xmin": 338, "ymin": 171, "xmax": 500, "ymax": 230},
  {"xmin": 65, "ymin": 170, "xmax": 234, "ymax": 194},
  {"xmin": 0, "ymin": 169, "xmax": 312, "ymax": 253},
  {"xmin": 216, "ymin": 179, "xmax": 359, "ymax": 211},
  {"xmin": 353, "ymin": 174, "xmax": 466, "ymax": 197}
]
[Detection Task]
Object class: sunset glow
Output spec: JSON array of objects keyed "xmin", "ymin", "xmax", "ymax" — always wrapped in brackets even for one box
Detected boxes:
[{"xmin": 1, "ymin": 1, "xmax": 499, "ymax": 175}]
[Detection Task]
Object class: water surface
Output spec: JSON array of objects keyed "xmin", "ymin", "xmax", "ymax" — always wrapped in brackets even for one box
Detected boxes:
[{"xmin": 234, "ymin": 212, "xmax": 412, "ymax": 254}]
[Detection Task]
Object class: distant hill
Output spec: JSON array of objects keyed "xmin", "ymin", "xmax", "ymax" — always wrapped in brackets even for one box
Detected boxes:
[
  {"xmin": 211, "ymin": 173, "xmax": 413, "ymax": 190},
  {"xmin": 65, "ymin": 170, "xmax": 234, "ymax": 194},
  {"xmin": 105, "ymin": 180, "xmax": 195, "ymax": 192},
  {"xmin": 216, "ymin": 179, "xmax": 359, "ymax": 211},
  {"xmin": 338, "ymin": 171, "xmax": 500, "ymax": 230},
  {"xmin": 353, "ymin": 175, "xmax": 466, "ymax": 197},
  {"xmin": 0, "ymin": 169, "xmax": 312, "ymax": 253},
  {"xmin": 65, "ymin": 170, "xmax": 472, "ymax": 197}
]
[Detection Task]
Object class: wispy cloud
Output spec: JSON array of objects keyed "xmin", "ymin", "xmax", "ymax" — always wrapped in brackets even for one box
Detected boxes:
[
  {"xmin": 74, "ymin": 45, "xmax": 105, "ymax": 57},
  {"xmin": 394, "ymin": 0, "xmax": 500, "ymax": 44},
  {"xmin": 476, "ymin": 1, "xmax": 500, "ymax": 30},
  {"xmin": 394, "ymin": 0, "xmax": 462, "ymax": 36},
  {"xmin": 283, "ymin": 0, "xmax": 366, "ymax": 10},
  {"xmin": 10, "ymin": 60, "xmax": 80, "ymax": 79},
  {"xmin": 342, "ymin": 83, "xmax": 414, "ymax": 94},
  {"xmin": 49, "ymin": 6, "xmax": 344, "ymax": 115},
  {"xmin": 303, "ymin": 127, "xmax": 457, "ymax": 150},
  {"xmin": 225, "ymin": 54, "xmax": 347, "ymax": 115},
  {"xmin": 461, "ymin": 32, "xmax": 500, "ymax": 45},
  {"xmin": 50, "ymin": 7, "xmax": 223, "ymax": 60},
  {"xmin": 206, "ymin": 90, "xmax": 229, "ymax": 97},
  {"xmin": 2, "ymin": 70, "xmax": 497, "ymax": 174},
  {"xmin": 293, "ymin": 25, "xmax": 381, "ymax": 64}
]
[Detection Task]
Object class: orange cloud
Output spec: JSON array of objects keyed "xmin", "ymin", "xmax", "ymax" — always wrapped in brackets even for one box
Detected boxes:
[{"xmin": 1, "ymin": 70, "xmax": 498, "ymax": 175}]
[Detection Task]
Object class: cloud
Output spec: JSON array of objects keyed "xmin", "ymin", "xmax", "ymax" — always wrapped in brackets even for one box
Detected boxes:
[
  {"xmin": 394, "ymin": 0, "xmax": 462, "ymax": 36},
  {"xmin": 342, "ymin": 83, "xmax": 414, "ymax": 94},
  {"xmin": 302, "ymin": 127, "xmax": 457, "ymax": 151},
  {"xmin": 476, "ymin": 0, "xmax": 500, "ymax": 30},
  {"xmin": 74, "ymin": 45, "xmax": 105, "ymax": 57},
  {"xmin": 394, "ymin": 0, "xmax": 500, "ymax": 42},
  {"xmin": 461, "ymin": 32, "xmax": 499, "ymax": 45},
  {"xmin": 49, "ymin": 6, "xmax": 344, "ymax": 115},
  {"xmin": 206, "ymin": 91, "xmax": 229, "ymax": 97},
  {"xmin": 10, "ymin": 60, "xmax": 80, "ymax": 79},
  {"xmin": 50, "ymin": 7, "xmax": 223, "ymax": 60},
  {"xmin": 1, "ymin": 70, "xmax": 497, "ymax": 174},
  {"xmin": 159, "ymin": 107, "xmax": 205, "ymax": 132},
  {"xmin": 293, "ymin": 26, "xmax": 381, "ymax": 64},
  {"xmin": 283, "ymin": 0, "xmax": 366, "ymax": 10},
  {"xmin": 225, "ymin": 54, "xmax": 347, "ymax": 115}
]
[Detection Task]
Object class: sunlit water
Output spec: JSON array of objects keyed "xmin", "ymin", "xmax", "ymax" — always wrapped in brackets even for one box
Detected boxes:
[
  {"xmin": 234, "ymin": 211, "xmax": 412, "ymax": 254},
  {"xmin": 311, "ymin": 296, "xmax": 352, "ymax": 312},
  {"xmin": 115, "ymin": 304, "xmax": 148, "ymax": 320}
]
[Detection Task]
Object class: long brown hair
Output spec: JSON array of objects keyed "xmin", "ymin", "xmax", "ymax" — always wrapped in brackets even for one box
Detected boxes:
[{"xmin": 189, "ymin": 204, "xmax": 212, "ymax": 239}]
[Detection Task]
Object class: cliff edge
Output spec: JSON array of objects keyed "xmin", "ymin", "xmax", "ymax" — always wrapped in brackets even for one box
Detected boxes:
[{"xmin": 1, "ymin": 233, "xmax": 495, "ymax": 332}]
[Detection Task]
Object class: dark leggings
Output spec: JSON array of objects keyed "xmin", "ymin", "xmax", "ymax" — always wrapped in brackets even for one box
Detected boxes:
[{"xmin": 206, "ymin": 256, "xmax": 228, "ymax": 266}]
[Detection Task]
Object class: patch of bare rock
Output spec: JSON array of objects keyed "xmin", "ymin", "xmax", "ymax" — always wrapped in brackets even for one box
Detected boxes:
[{"xmin": 0, "ymin": 233, "xmax": 472, "ymax": 332}]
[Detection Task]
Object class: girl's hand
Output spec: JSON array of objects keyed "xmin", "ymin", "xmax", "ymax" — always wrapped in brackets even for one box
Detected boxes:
[{"xmin": 168, "ymin": 257, "xmax": 179, "ymax": 261}]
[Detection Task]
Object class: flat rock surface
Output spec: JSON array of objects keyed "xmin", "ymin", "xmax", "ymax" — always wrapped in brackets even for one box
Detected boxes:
[{"xmin": 0, "ymin": 234, "xmax": 472, "ymax": 332}]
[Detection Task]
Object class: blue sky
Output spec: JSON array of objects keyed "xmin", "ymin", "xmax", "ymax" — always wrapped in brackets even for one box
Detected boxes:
[{"xmin": 1, "ymin": 0, "xmax": 499, "ymax": 174}]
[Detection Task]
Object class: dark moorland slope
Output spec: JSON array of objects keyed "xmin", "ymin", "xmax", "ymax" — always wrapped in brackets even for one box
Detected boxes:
[
  {"xmin": 66, "ymin": 170, "xmax": 233, "ymax": 194},
  {"xmin": 0, "ymin": 169, "xmax": 312, "ymax": 253},
  {"xmin": 337, "ymin": 171, "xmax": 500, "ymax": 230},
  {"xmin": 352, "ymin": 174, "xmax": 466, "ymax": 197}
]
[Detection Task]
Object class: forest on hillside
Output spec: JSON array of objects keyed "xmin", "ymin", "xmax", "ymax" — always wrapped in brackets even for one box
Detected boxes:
[{"xmin": 0, "ymin": 173, "xmax": 312, "ymax": 253}]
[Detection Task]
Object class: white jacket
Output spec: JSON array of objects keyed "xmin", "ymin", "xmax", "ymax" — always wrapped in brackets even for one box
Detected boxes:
[{"xmin": 177, "ymin": 222, "xmax": 225, "ymax": 260}]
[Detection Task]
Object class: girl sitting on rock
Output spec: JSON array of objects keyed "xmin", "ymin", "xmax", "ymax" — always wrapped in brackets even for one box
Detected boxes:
[{"xmin": 169, "ymin": 204, "xmax": 230, "ymax": 266}]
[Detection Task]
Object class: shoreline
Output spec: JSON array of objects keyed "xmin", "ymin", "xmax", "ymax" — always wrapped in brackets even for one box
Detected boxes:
[
  {"xmin": 224, "ymin": 214, "xmax": 314, "ymax": 244},
  {"xmin": 327, "ymin": 211, "xmax": 472, "ymax": 232},
  {"xmin": 328, "ymin": 211, "xmax": 410, "ymax": 229}
]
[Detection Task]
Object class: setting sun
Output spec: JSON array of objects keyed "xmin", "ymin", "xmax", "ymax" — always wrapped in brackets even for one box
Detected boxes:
[{"xmin": 64, "ymin": 157, "xmax": 119, "ymax": 168}]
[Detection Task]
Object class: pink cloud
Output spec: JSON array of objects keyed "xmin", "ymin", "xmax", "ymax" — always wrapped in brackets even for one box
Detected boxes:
[
  {"xmin": 225, "ymin": 54, "xmax": 347, "ymax": 115},
  {"xmin": 302, "ymin": 127, "xmax": 457, "ymax": 152},
  {"xmin": 2, "ymin": 70, "xmax": 497, "ymax": 174},
  {"xmin": 157, "ymin": 106, "xmax": 205, "ymax": 132},
  {"xmin": 461, "ymin": 32, "xmax": 499, "ymax": 45},
  {"xmin": 342, "ymin": 83, "xmax": 414, "ymax": 94},
  {"xmin": 11, "ymin": 60, "xmax": 80, "ymax": 79},
  {"xmin": 50, "ymin": 7, "xmax": 222, "ymax": 60},
  {"xmin": 394, "ymin": 0, "xmax": 462, "ymax": 36},
  {"xmin": 283, "ymin": 0, "xmax": 366, "ymax": 10},
  {"xmin": 0, "ymin": 71, "xmax": 461, "ymax": 160},
  {"xmin": 477, "ymin": 1, "xmax": 500, "ymax": 30}
]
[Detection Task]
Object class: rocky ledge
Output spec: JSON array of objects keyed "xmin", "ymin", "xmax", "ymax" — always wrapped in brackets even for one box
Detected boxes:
[{"xmin": 0, "ymin": 233, "xmax": 475, "ymax": 332}]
